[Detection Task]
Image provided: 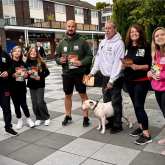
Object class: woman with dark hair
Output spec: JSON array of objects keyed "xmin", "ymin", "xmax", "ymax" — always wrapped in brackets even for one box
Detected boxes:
[{"xmin": 121, "ymin": 24, "xmax": 152, "ymax": 145}]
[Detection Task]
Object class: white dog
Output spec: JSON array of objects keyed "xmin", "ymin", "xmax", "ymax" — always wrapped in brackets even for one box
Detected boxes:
[{"xmin": 82, "ymin": 100, "xmax": 132, "ymax": 134}]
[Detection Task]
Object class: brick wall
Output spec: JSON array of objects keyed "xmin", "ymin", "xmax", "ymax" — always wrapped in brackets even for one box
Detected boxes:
[
  {"xmin": 43, "ymin": 1, "xmax": 55, "ymax": 21},
  {"xmin": 83, "ymin": 9, "xmax": 91, "ymax": 25},
  {"xmin": 98, "ymin": 11, "xmax": 103, "ymax": 31},
  {"xmin": 66, "ymin": 6, "xmax": 75, "ymax": 21},
  {"xmin": 0, "ymin": 0, "xmax": 3, "ymax": 19}
]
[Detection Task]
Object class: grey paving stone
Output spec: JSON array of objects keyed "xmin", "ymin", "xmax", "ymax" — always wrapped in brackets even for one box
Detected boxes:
[
  {"xmin": 81, "ymin": 159, "xmax": 113, "ymax": 165},
  {"xmin": 8, "ymin": 144, "xmax": 55, "ymax": 165},
  {"xmin": 48, "ymin": 110, "xmax": 64, "ymax": 120},
  {"xmin": 35, "ymin": 132, "xmax": 76, "ymax": 149},
  {"xmin": 60, "ymin": 138, "xmax": 105, "ymax": 157},
  {"xmin": 80, "ymin": 127, "xmax": 118, "ymax": 143},
  {"xmin": 0, "ymin": 135, "xmax": 9, "ymax": 142},
  {"xmin": 13, "ymin": 128, "xmax": 52, "ymax": 143},
  {"xmin": 90, "ymin": 144, "xmax": 140, "ymax": 165},
  {"xmin": 72, "ymin": 107, "xmax": 94, "ymax": 116},
  {"xmin": 0, "ymin": 138, "xmax": 29, "ymax": 156},
  {"xmin": 129, "ymin": 151, "xmax": 165, "ymax": 165},
  {"xmin": 0, "ymin": 156, "xmax": 28, "ymax": 165},
  {"xmin": 34, "ymin": 150, "xmax": 87, "ymax": 165},
  {"xmin": 44, "ymin": 97, "xmax": 58, "ymax": 103}
]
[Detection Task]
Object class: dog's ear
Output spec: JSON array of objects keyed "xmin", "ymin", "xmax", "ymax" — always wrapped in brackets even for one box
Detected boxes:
[{"xmin": 89, "ymin": 101, "xmax": 94, "ymax": 106}]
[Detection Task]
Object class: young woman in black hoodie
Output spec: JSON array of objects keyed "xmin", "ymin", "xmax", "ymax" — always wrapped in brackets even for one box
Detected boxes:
[
  {"xmin": 11, "ymin": 46, "xmax": 35, "ymax": 129},
  {"xmin": 121, "ymin": 25, "xmax": 152, "ymax": 145},
  {"xmin": 25, "ymin": 47, "xmax": 50, "ymax": 126}
]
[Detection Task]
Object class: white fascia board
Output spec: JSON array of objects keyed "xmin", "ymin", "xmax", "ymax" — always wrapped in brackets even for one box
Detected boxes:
[{"xmin": 4, "ymin": 26, "xmax": 105, "ymax": 34}]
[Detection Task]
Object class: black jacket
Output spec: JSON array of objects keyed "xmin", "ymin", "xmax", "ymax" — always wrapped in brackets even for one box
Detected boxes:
[
  {"xmin": 37, "ymin": 46, "xmax": 46, "ymax": 58},
  {"xmin": 26, "ymin": 59, "xmax": 50, "ymax": 89},
  {"xmin": 0, "ymin": 46, "xmax": 14, "ymax": 85},
  {"xmin": 123, "ymin": 44, "xmax": 152, "ymax": 80}
]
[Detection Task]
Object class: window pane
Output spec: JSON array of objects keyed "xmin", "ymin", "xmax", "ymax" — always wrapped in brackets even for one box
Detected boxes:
[
  {"xmin": 11, "ymin": 17, "xmax": 16, "ymax": 25},
  {"xmin": 29, "ymin": 0, "xmax": 33, "ymax": 7},
  {"xmin": 9, "ymin": 0, "xmax": 14, "ymax": 4},
  {"xmin": 2, "ymin": 0, "xmax": 8, "ymax": 4},
  {"xmin": 34, "ymin": 0, "xmax": 38, "ymax": 8},
  {"xmin": 38, "ymin": 1, "xmax": 43, "ymax": 9},
  {"xmin": 74, "ymin": 8, "xmax": 77, "ymax": 15}
]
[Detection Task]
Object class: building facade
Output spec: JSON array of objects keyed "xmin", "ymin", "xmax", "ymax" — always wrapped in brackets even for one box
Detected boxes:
[{"xmin": 0, "ymin": 0, "xmax": 105, "ymax": 55}]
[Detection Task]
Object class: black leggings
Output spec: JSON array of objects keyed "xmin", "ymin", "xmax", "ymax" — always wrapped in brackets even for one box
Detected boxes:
[
  {"xmin": 155, "ymin": 91, "xmax": 165, "ymax": 118},
  {"xmin": 125, "ymin": 80, "xmax": 149, "ymax": 130}
]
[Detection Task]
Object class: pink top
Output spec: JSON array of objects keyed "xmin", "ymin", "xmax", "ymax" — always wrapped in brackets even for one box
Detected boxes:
[{"xmin": 148, "ymin": 51, "xmax": 165, "ymax": 91}]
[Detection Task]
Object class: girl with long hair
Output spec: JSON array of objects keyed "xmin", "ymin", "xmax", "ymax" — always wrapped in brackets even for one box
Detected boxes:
[
  {"xmin": 11, "ymin": 46, "xmax": 34, "ymax": 129},
  {"xmin": 25, "ymin": 47, "xmax": 50, "ymax": 126},
  {"xmin": 121, "ymin": 24, "xmax": 152, "ymax": 145},
  {"xmin": 147, "ymin": 27, "xmax": 165, "ymax": 156}
]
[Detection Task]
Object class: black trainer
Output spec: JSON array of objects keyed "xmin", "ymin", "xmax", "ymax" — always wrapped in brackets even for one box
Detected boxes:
[
  {"xmin": 105, "ymin": 122, "xmax": 113, "ymax": 129},
  {"xmin": 5, "ymin": 128, "xmax": 18, "ymax": 137},
  {"xmin": 110, "ymin": 125, "xmax": 123, "ymax": 134},
  {"xmin": 130, "ymin": 127, "xmax": 143, "ymax": 137},
  {"xmin": 134, "ymin": 133, "xmax": 152, "ymax": 145},
  {"xmin": 62, "ymin": 115, "xmax": 72, "ymax": 126},
  {"xmin": 83, "ymin": 117, "xmax": 90, "ymax": 127}
]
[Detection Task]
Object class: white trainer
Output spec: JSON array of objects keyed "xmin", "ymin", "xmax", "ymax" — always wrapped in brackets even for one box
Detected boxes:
[
  {"xmin": 27, "ymin": 118, "xmax": 35, "ymax": 128},
  {"xmin": 45, "ymin": 119, "xmax": 51, "ymax": 126},
  {"xmin": 16, "ymin": 119, "xmax": 23, "ymax": 130},
  {"xmin": 35, "ymin": 120, "xmax": 43, "ymax": 126}
]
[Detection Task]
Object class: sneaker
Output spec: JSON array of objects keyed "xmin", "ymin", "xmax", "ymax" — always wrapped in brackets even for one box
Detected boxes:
[
  {"xmin": 134, "ymin": 133, "xmax": 152, "ymax": 145},
  {"xmin": 130, "ymin": 127, "xmax": 143, "ymax": 137},
  {"xmin": 62, "ymin": 115, "xmax": 72, "ymax": 126},
  {"xmin": 161, "ymin": 150, "xmax": 165, "ymax": 156},
  {"xmin": 110, "ymin": 125, "xmax": 123, "ymax": 134},
  {"xmin": 5, "ymin": 128, "xmax": 18, "ymax": 137},
  {"xmin": 158, "ymin": 138, "xmax": 165, "ymax": 145},
  {"xmin": 16, "ymin": 119, "xmax": 23, "ymax": 130},
  {"xmin": 105, "ymin": 122, "xmax": 113, "ymax": 129},
  {"xmin": 45, "ymin": 119, "xmax": 51, "ymax": 126},
  {"xmin": 83, "ymin": 117, "xmax": 90, "ymax": 127},
  {"xmin": 27, "ymin": 118, "xmax": 35, "ymax": 128},
  {"xmin": 35, "ymin": 120, "xmax": 44, "ymax": 126}
]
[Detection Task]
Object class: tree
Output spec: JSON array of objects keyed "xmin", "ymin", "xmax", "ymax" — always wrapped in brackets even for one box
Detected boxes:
[{"xmin": 95, "ymin": 2, "xmax": 110, "ymax": 11}]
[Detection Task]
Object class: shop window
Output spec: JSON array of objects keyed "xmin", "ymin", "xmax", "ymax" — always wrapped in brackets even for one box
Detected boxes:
[
  {"xmin": 95, "ymin": 25, "xmax": 99, "ymax": 31},
  {"xmin": 4, "ymin": 15, "xmax": 16, "ymax": 25},
  {"xmin": 74, "ymin": 8, "xmax": 83, "ymax": 16},
  {"xmin": 91, "ymin": 11, "xmax": 98, "ymax": 18},
  {"xmin": 55, "ymin": 4, "xmax": 66, "ymax": 13},
  {"xmin": 40, "ymin": 42, "xmax": 51, "ymax": 55},
  {"xmin": 29, "ymin": 0, "xmax": 43, "ymax": 10},
  {"xmin": 2, "ymin": 0, "xmax": 14, "ymax": 5}
]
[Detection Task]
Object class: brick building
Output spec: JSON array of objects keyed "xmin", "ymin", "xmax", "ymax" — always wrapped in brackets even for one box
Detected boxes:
[{"xmin": 0, "ymin": 0, "xmax": 105, "ymax": 55}]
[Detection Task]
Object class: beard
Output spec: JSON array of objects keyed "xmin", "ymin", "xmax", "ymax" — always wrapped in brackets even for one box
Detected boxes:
[{"xmin": 67, "ymin": 31, "xmax": 76, "ymax": 36}]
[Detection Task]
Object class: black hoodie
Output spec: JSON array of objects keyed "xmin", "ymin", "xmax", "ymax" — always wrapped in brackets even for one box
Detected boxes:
[
  {"xmin": 123, "ymin": 44, "xmax": 152, "ymax": 80},
  {"xmin": 0, "ymin": 46, "xmax": 14, "ymax": 85}
]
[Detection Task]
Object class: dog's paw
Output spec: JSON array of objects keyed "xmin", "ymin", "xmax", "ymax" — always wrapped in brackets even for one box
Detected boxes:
[
  {"xmin": 97, "ymin": 127, "xmax": 101, "ymax": 130},
  {"xmin": 101, "ymin": 130, "xmax": 105, "ymax": 134},
  {"xmin": 128, "ymin": 123, "xmax": 133, "ymax": 128}
]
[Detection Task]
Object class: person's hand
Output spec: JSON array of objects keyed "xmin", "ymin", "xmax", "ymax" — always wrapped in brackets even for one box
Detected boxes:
[
  {"xmin": 73, "ymin": 60, "xmax": 81, "ymax": 67},
  {"xmin": 14, "ymin": 72, "xmax": 21, "ymax": 78},
  {"xmin": 60, "ymin": 57, "xmax": 65, "ymax": 64},
  {"xmin": 28, "ymin": 70, "xmax": 33, "ymax": 75},
  {"xmin": 155, "ymin": 74, "xmax": 160, "ymax": 80},
  {"xmin": 147, "ymin": 71, "xmax": 153, "ymax": 78},
  {"xmin": 35, "ymin": 76, "xmax": 40, "ymax": 81},
  {"xmin": 121, "ymin": 64, "xmax": 127, "ymax": 70},
  {"xmin": 130, "ymin": 64, "xmax": 139, "ymax": 70},
  {"xmin": 0, "ymin": 71, "xmax": 8, "ymax": 78},
  {"xmin": 24, "ymin": 73, "xmax": 28, "ymax": 78},
  {"xmin": 107, "ymin": 82, "xmax": 113, "ymax": 89},
  {"xmin": 87, "ymin": 73, "xmax": 93, "ymax": 80}
]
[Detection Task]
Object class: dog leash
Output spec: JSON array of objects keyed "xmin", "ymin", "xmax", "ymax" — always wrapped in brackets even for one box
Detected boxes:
[{"xmin": 92, "ymin": 87, "xmax": 108, "ymax": 111}]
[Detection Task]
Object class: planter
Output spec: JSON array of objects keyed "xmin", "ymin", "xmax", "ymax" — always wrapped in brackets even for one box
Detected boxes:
[{"xmin": 93, "ymin": 77, "xmax": 103, "ymax": 87}]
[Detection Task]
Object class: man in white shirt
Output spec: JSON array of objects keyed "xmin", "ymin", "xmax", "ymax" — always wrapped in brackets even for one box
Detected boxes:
[
  {"xmin": 88, "ymin": 20, "xmax": 125, "ymax": 134},
  {"xmin": 36, "ymin": 42, "xmax": 46, "ymax": 59}
]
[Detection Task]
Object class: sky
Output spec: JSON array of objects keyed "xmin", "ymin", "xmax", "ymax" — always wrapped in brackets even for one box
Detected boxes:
[{"xmin": 81, "ymin": 0, "xmax": 113, "ymax": 6}]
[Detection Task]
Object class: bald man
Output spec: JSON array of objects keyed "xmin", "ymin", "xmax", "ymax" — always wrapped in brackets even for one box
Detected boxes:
[{"xmin": 55, "ymin": 20, "xmax": 93, "ymax": 127}]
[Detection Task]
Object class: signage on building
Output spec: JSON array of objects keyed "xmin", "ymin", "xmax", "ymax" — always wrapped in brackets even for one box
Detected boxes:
[
  {"xmin": 23, "ymin": 33, "xmax": 54, "ymax": 39},
  {"xmin": 80, "ymin": 35, "xmax": 98, "ymax": 39}
]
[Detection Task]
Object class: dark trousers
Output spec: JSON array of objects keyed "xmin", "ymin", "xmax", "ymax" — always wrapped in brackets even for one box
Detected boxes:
[
  {"xmin": 30, "ymin": 88, "xmax": 50, "ymax": 120},
  {"xmin": 125, "ymin": 80, "xmax": 149, "ymax": 130},
  {"xmin": 0, "ymin": 84, "xmax": 12, "ymax": 131},
  {"xmin": 155, "ymin": 91, "xmax": 165, "ymax": 118},
  {"xmin": 103, "ymin": 76, "xmax": 123, "ymax": 127},
  {"xmin": 11, "ymin": 91, "xmax": 30, "ymax": 119}
]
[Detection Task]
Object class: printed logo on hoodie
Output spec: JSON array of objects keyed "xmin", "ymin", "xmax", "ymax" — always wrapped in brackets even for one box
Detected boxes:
[
  {"xmin": 136, "ymin": 49, "xmax": 145, "ymax": 57},
  {"xmin": 64, "ymin": 47, "xmax": 67, "ymax": 52}
]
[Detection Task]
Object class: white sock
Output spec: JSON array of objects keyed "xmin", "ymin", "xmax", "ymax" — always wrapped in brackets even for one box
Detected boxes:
[
  {"xmin": 27, "ymin": 118, "xmax": 31, "ymax": 121},
  {"xmin": 18, "ymin": 118, "xmax": 22, "ymax": 121}
]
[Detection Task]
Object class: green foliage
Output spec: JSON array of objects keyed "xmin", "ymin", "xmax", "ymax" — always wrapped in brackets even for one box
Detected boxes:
[
  {"xmin": 95, "ymin": 2, "xmax": 110, "ymax": 11},
  {"xmin": 47, "ymin": 13, "xmax": 54, "ymax": 21},
  {"xmin": 82, "ymin": 34, "xmax": 88, "ymax": 40}
]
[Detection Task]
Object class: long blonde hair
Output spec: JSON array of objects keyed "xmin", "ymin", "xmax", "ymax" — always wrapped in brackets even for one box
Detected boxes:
[
  {"xmin": 25, "ymin": 47, "xmax": 48, "ymax": 72},
  {"xmin": 151, "ymin": 27, "xmax": 165, "ymax": 59},
  {"xmin": 11, "ymin": 46, "xmax": 23, "ymax": 61}
]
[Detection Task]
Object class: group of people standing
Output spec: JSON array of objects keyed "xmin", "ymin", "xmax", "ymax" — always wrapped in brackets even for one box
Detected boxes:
[{"xmin": 0, "ymin": 19, "xmax": 165, "ymax": 156}]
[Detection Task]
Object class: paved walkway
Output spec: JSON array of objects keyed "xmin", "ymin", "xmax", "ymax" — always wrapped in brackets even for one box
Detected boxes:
[{"xmin": 0, "ymin": 60, "xmax": 165, "ymax": 165}]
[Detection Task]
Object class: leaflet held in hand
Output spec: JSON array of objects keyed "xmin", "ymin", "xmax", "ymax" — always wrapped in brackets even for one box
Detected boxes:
[
  {"xmin": 68, "ymin": 55, "xmax": 78, "ymax": 69},
  {"xmin": 15, "ymin": 67, "xmax": 26, "ymax": 82},
  {"xmin": 30, "ymin": 66, "xmax": 38, "ymax": 79},
  {"xmin": 151, "ymin": 63, "xmax": 163, "ymax": 80},
  {"xmin": 120, "ymin": 58, "xmax": 133, "ymax": 67},
  {"xmin": 82, "ymin": 74, "xmax": 94, "ymax": 86}
]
